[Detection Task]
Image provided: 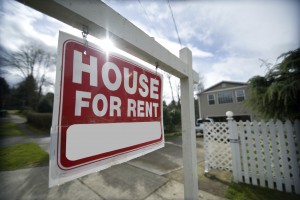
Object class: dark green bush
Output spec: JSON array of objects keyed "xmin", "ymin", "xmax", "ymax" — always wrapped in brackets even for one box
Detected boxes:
[
  {"xmin": 37, "ymin": 98, "xmax": 53, "ymax": 113},
  {"xmin": 26, "ymin": 111, "xmax": 52, "ymax": 130},
  {"xmin": 0, "ymin": 110, "xmax": 8, "ymax": 118}
]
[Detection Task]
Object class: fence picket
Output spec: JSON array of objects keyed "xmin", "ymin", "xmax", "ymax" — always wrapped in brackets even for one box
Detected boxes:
[
  {"xmin": 239, "ymin": 121, "xmax": 250, "ymax": 184},
  {"xmin": 261, "ymin": 121, "xmax": 274, "ymax": 189},
  {"xmin": 277, "ymin": 121, "xmax": 292, "ymax": 192},
  {"xmin": 269, "ymin": 120, "xmax": 283, "ymax": 191},
  {"xmin": 295, "ymin": 120, "xmax": 300, "ymax": 139},
  {"xmin": 285, "ymin": 120, "xmax": 300, "ymax": 193},
  {"xmin": 253, "ymin": 121, "xmax": 266, "ymax": 187},
  {"xmin": 294, "ymin": 120, "xmax": 300, "ymax": 194},
  {"xmin": 246, "ymin": 121, "xmax": 258, "ymax": 185}
]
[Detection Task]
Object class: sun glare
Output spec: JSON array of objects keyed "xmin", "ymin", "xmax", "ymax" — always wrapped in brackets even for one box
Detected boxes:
[
  {"xmin": 85, "ymin": 32, "xmax": 115, "ymax": 55},
  {"xmin": 101, "ymin": 38, "xmax": 115, "ymax": 52}
]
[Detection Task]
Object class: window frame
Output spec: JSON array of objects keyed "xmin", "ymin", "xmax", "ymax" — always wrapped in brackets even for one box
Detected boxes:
[
  {"xmin": 235, "ymin": 89, "xmax": 245, "ymax": 102},
  {"xmin": 217, "ymin": 91, "xmax": 234, "ymax": 104},
  {"xmin": 207, "ymin": 94, "xmax": 215, "ymax": 105}
]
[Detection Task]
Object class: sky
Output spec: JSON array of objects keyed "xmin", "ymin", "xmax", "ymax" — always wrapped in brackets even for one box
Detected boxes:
[{"xmin": 0, "ymin": 0, "xmax": 299, "ymax": 103}]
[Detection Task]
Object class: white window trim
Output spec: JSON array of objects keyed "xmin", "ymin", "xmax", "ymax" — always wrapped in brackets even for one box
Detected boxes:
[
  {"xmin": 217, "ymin": 91, "xmax": 234, "ymax": 104},
  {"xmin": 207, "ymin": 94, "xmax": 215, "ymax": 105},
  {"xmin": 235, "ymin": 89, "xmax": 245, "ymax": 102}
]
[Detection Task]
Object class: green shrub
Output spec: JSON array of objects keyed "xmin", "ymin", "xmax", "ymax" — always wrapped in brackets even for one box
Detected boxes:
[
  {"xmin": 37, "ymin": 96, "xmax": 53, "ymax": 113},
  {"xmin": 0, "ymin": 110, "xmax": 8, "ymax": 118},
  {"xmin": 26, "ymin": 111, "xmax": 52, "ymax": 131}
]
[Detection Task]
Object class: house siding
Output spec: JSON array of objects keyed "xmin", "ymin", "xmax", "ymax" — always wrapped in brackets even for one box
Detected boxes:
[{"xmin": 198, "ymin": 81, "xmax": 256, "ymax": 121}]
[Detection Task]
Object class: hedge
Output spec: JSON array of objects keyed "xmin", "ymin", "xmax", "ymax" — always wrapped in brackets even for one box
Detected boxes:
[
  {"xmin": 26, "ymin": 111, "xmax": 52, "ymax": 130},
  {"xmin": 0, "ymin": 110, "xmax": 8, "ymax": 118}
]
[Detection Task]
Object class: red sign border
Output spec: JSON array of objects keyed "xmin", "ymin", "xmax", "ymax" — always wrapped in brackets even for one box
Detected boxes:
[{"xmin": 56, "ymin": 39, "xmax": 164, "ymax": 170}]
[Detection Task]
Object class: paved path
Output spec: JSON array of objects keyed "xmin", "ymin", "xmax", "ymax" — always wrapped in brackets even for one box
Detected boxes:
[
  {"xmin": 0, "ymin": 115, "xmax": 50, "ymax": 153},
  {"xmin": 0, "ymin": 115, "xmax": 227, "ymax": 200}
]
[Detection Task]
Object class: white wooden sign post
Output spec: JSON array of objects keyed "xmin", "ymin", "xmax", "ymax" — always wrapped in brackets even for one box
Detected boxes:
[{"xmin": 18, "ymin": 0, "xmax": 200, "ymax": 199}]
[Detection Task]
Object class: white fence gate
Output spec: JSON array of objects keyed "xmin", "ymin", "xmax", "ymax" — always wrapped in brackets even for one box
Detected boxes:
[
  {"xmin": 204, "ymin": 122, "xmax": 232, "ymax": 172},
  {"xmin": 204, "ymin": 118, "xmax": 300, "ymax": 194}
]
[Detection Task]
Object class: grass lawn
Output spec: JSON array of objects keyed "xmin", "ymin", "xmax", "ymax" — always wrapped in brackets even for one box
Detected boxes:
[
  {"xmin": 226, "ymin": 182, "xmax": 300, "ymax": 200},
  {"xmin": 0, "ymin": 142, "xmax": 49, "ymax": 171},
  {"xmin": 0, "ymin": 122, "xmax": 23, "ymax": 136},
  {"xmin": 196, "ymin": 161, "xmax": 299, "ymax": 199}
]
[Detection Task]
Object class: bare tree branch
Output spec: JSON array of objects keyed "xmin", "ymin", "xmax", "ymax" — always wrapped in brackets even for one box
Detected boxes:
[
  {"xmin": 1, "ymin": 43, "xmax": 56, "ymax": 95},
  {"xmin": 166, "ymin": 73, "xmax": 175, "ymax": 102}
]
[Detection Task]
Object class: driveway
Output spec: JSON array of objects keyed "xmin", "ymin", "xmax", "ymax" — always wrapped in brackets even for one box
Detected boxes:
[{"xmin": 0, "ymin": 115, "xmax": 226, "ymax": 200}]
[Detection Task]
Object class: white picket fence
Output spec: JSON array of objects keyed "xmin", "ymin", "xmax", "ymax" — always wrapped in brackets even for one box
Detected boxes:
[{"xmin": 204, "ymin": 119, "xmax": 300, "ymax": 194}]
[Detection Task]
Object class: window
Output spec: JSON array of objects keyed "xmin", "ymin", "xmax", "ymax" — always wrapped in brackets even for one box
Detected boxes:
[
  {"xmin": 236, "ymin": 89, "xmax": 245, "ymax": 102},
  {"xmin": 218, "ymin": 91, "xmax": 233, "ymax": 104},
  {"xmin": 207, "ymin": 94, "xmax": 215, "ymax": 105}
]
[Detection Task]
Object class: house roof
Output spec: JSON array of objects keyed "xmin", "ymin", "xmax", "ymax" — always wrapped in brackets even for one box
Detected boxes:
[{"xmin": 199, "ymin": 80, "xmax": 247, "ymax": 94}]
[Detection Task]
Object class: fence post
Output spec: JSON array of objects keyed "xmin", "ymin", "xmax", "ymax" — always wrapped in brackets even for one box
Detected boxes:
[{"xmin": 226, "ymin": 111, "xmax": 240, "ymax": 182}]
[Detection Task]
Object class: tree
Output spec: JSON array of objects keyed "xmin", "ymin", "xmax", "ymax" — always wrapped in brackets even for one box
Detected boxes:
[
  {"xmin": 37, "ymin": 92, "xmax": 54, "ymax": 113},
  {"xmin": 194, "ymin": 74, "xmax": 205, "ymax": 94},
  {"xmin": 175, "ymin": 80, "xmax": 181, "ymax": 104},
  {"xmin": 14, "ymin": 75, "xmax": 39, "ymax": 110},
  {"xmin": 166, "ymin": 73, "xmax": 175, "ymax": 102},
  {"xmin": 163, "ymin": 101, "xmax": 172, "ymax": 132},
  {"xmin": 162, "ymin": 99, "xmax": 182, "ymax": 133},
  {"xmin": 0, "ymin": 47, "xmax": 10, "ymax": 76},
  {"xmin": 247, "ymin": 48, "xmax": 300, "ymax": 120},
  {"xmin": 0, "ymin": 77, "xmax": 10, "ymax": 109},
  {"xmin": 1, "ymin": 44, "xmax": 55, "ymax": 97}
]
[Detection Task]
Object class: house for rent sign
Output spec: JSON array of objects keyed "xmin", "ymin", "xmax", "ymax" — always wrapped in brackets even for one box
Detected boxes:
[{"xmin": 49, "ymin": 31, "xmax": 164, "ymax": 186}]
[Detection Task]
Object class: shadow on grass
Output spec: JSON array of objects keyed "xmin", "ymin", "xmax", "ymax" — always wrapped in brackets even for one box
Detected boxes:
[
  {"xmin": 204, "ymin": 172, "xmax": 231, "ymax": 186},
  {"xmin": 197, "ymin": 166, "xmax": 232, "ymax": 197}
]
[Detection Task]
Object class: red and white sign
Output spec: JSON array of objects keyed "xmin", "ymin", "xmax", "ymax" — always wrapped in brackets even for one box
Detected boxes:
[{"xmin": 49, "ymin": 31, "xmax": 164, "ymax": 187}]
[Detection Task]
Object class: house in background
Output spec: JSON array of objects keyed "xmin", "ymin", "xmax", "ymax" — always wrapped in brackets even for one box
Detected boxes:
[{"xmin": 196, "ymin": 81, "xmax": 257, "ymax": 122}]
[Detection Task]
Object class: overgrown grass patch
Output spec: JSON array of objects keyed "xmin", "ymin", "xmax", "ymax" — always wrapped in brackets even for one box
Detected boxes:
[
  {"xmin": 0, "ymin": 122, "xmax": 23, "ymax": 136},
  {"xmin": 0, "ymin": 142, "xmax": 49, "ymax": 171},
  {"xmin": 225, "ymin": 182, "xmax": 300, "ymax": 200}
]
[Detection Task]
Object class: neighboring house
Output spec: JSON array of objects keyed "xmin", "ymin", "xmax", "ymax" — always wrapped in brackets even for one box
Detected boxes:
[{"xmin": 197, "ymin": 81, "xmax": 257, "ymax": 122}]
